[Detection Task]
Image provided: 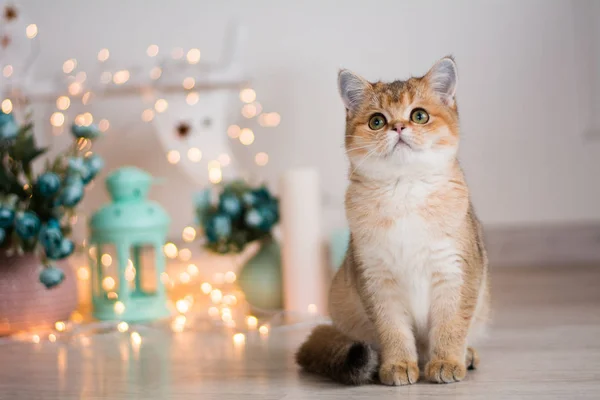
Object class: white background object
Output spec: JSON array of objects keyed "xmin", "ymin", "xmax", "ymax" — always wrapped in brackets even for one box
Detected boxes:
[{"xmin": 280, "ymin": 168, "xmax": 327, "ymax": 314}]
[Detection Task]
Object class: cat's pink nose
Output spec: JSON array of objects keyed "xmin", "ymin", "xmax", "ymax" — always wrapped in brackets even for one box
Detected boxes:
[{"xmin": 391, "ymin": 123, "xmax": 405, "ymax": 133}]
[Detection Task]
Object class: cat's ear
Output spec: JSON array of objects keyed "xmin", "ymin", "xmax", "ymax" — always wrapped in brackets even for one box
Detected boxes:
[
  {"xmin": 425, "ymin": 57, "xmax": 458, "ymax": 106},
  {"xmin": 338, "ymin": 69, "xmax": 371, "ymax": 113}
]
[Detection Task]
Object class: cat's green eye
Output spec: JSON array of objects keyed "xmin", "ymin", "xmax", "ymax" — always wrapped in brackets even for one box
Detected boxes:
[
  {"xmin": 368, "ymin": 113, "xmax": 387, "ymax": 130},
  {"xmin": 410, "ymin": 108, "xmax": 429, "ymax": 124}
]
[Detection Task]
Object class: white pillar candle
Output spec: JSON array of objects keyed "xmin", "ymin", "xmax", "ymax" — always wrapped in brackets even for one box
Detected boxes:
[{"xmin": 280, "ymin": 168, "xmax": 326, "ymax": 315}]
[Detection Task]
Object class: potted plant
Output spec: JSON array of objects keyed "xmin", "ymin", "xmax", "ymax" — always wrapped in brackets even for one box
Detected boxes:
[
  {"xmin": 0, "ymin": 110, "xmax": 103, "ymax": 335},
  {"xmin": 195, "ymin": 180, "xmax": 282, "ymax": 310}
]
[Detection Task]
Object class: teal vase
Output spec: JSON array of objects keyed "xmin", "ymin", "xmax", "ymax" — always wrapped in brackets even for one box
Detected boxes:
[{"xmin": 238, "ymin": 240, "xmax": 283, "ymax": 311}]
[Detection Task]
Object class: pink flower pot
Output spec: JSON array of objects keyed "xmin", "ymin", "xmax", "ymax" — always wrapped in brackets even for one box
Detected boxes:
[{"xmin": 0, "ymin": 252, "xmax": 78, "ymax": 336}]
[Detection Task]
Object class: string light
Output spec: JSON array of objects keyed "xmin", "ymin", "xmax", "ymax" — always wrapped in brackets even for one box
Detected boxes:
[
  {"xmin": 81, "ymin": 91, "xmax": 92, "ymax": 105},
  {"xmin": 171, "ymin": 47, "xmax": 184, "ymax": 59},
  {"xmin": 239, "ymin": 128, "xmax": 255, "ymax": 145},
  {"xmin": 68, "ymin": 82, "xmax": 82, "ymax": 96},
  {"xmin": 166, "ymin": 150, "xmax": 180, "ymax": 165},
  {"xmin": 187, "ymin": 147, "xmax": 202, "ymax": 162},
  {"xmin": 160, "ymin": 272, "xmax": 170, "ymax": 284},
  {"xmin": 55, "ymin": 321, "xmax": 66, "ymax": 332},
  {"xmin": 171, "ymin": 316, "xmax": 186, "ymax": 333},
  {"xmin": 259, "ymin": 325, "xmax": 269, "ymax": 336},
  {"xmin": 56, "ymin": 96, "xmax": 70, "ymax": 110},
  {"xmin": 98, "ymin": 119, "xmax": 110, "ymax": 132},
  {"xmin": 163, "ymin": 242, "xmax": 178, "ymax": 258},
  {"xmin": 227, "ymin": 125, "xmax": 241, "ymax": 139},
  {"xmin": 182, "ymin": 226, "xmax": 196, "ymax": 242},
  {"xmin": 186, "ymin": 48, "xmax": 201, "ymax": 64},
  {"xmin": 125, "ymin": 265, "xmax": 136, "ymax": 281},
  {"xmin": 97, "ymin": 48, "xmax": 110, "ymax": 62},
  {"xmin": 224, "ymin": 271, "xmax": 237, "ymax": 283},
  {"xmin": 1, "ymin": 99, "xmax": 12, "ymax": 113},
  {"xmin": 76, "ymin": 71, "xmax": 87, "ymax": 83},
  {"xmin": 3, "ymin": 65, "xmax": 13, "ymax": 78},
  {"xmin": 223, "ymin": 294, "xmax": 237, "ymax": 306},
  {"xmin": 201, "ymin": 282, "xmax": 212, "ymax": 294},
  {"xmin": 208, "ymin": 306, "xmax": 219, "ymax": 318},
  {"xmin": 255, "ymin": 152, "xmax": 269, "ymax": 166},
  {"xmin": 32, "ymin": 334, "xmax": 40, "ymax": 344},
  {"xmin": 210, "ymin": 289, "xmax": 223, "ymax": 303},
  {"xmin": 179, "ymin": 272, "xmax": 191, "ymax": 284},
  {"xmin": 77, "ymin": 266, "xmax": 90, "ymax": 280},
  {"xmin": 176, "ymin": 299, "xmax": 190, "ymax": 314},
  {"xmin": 258, "ymin": 112, "xmax": 281, "ymax": 127},
  {"xmin": 102, "ymin": 277, "xmax": 116, "ymax": 291},
  {"xmin": 63, "ymin": 59, "xmax": 77, "ymax": 74},
  {"xmin": 241, "ymin": 103, "xmax": 258, "ymax": 118},
  {"xmin": 233, "ymin": 333, "xmax": 245, "ymax": 345},
  {"xmin": 25, "ymin": 24, "xmax": 38, "ymax": 39},
  {"xmin": 107, "ymin": 291, "xmax": 118, "ymax": 300},
  {"xmin": 130, "ymin": 332, "xmax": 142, "ymax": 346},
  {"xmin": 154, "ymin": 98, "xmax": 168, "ymax": 113},
  {"xmin": 117, "ymin": 322, "xmax": 129, "ymax": 333},
  {"xmin": 114, "ymin": 301, "xmax": 126, "ymax": 315},
  {"xmin": 182, "ymin": 77, "xmax": 195, "ymax": 89},
  {"xmin": 149, "ymin": 67, "xmax": 162, "ymax": 80},
  {"xmin": 239, "ymin": 88, "xmax": 256, "ymax": 103},
  {"xmin": 141, "ymin": 109, "xmax": 155, "ymax": 122},
  {"xmin": 246, "ymin": 316, "xmax": 258, "ymax": 330},
  {"xmin": 218, "ymin": 154, "xmax": 231, "ymax": 166},
  {"xmin": 178, "ymin": 248, "xmax": 192, "ymax": 261},
  {"xmin": 48, "ymin": 334, "xmax": 57, "ymax": 343},
  {"xmin": 147, "ymin": 44, "xmax": 159, "ymax": 57},
  {"xmin": 113, "ymin": 70, "xmax": 130, "ymax": 85},
  {"xmin": 186, "ymin": 92, "xmax": 199, "ymax": 105},
  {"xmin": 101, "ymin": 254, "xmax": 112, "ymax": 266},
  {"xmin": 187, "ymin": 264, "xmax": 199, "ymax": 276},
  {"xmin": 50, "ymin": 112, "xmax": 65, "ymax": 127},
  {"xmin": 208, "ymin": 167, "xmax": 222, "ymax": 184}
]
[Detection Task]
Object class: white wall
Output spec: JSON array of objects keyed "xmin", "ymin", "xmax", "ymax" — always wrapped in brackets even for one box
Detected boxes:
[{"xmin": 14, "ymin": 0, "xmax": 600, "ymax": 239}]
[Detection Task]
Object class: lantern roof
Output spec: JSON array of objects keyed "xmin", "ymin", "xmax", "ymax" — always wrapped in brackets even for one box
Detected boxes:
[{"xmin": 90, "ymin": 167, "xmax": 170, "ymax": 233}]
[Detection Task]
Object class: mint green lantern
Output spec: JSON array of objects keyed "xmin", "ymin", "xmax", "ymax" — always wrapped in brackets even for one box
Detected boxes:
[{"xmin": 89, "ymin": 167, "xmax": 171, "ymax": 322}]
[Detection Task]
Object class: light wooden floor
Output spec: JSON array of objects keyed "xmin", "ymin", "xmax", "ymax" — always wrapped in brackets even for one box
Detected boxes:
[{"xmin": 0, "ymin": 264, "xmax": 599, "ymax": 399}]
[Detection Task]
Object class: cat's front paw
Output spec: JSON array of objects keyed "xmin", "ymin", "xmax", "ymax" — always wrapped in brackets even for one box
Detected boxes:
[
  {"xmin": 378, "ymin": 361, "xmax": 419, "ymax": 386},
  {"xmin": 425, "ymin": 359, "xmax": 466, "ymax": 384}
]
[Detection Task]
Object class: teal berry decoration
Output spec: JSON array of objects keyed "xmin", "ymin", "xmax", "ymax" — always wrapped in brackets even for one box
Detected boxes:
[
  {"xmin": 35, "ymin": 172, "xmax": 61, "ymax": 197},
  {"xmin": 85, "ymin": 154, "xmax": 104, "ymax": 176},
  {"xmin": 219, "ymin": 192, "xmax": 243, "ymax": 219},
  {"xmin": 0, "ymin": 207, "xmax": 15, "ymax": 228},
  {"xmin": 38, "ymin": 220, "xmax": 63, "ymax": 250},
  {"xmin": 39, "ymin": 266, "xmax": 65, "ymax": 289},
  {"xmin": 0, "ymin": 119, "xmax": 18, "ymax": 140},
  {"xmin": 0, "ymin": 110, "xmax": 12, "ymax": 125},
  {"xmin": 0, "ymin": 227, "xmax": 5, "ymax": 245},
  {"xmin": 14, "ymin": 211, "xmax": 41, "ymax": 239},
  {"xmin": 71, "ymin": 123, "xmax": 101, "ymax": 139},
  {"xmin": 242, "ymin": 191, "xmax": 257, "ymax": 207},
  {"xmin": 59, "ymin": 179, "xmax": 85, "ymax": 207},
  {"xmin": 205, "ymin": 213, "xmax": 232, "ymax": 243}
]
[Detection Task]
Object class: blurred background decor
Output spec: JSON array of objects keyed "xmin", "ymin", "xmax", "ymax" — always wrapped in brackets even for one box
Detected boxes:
[
  {"xmin": 89, "ymin": 167, "xmax": 171, "ymax": 322},
  {"xmin": 0, "ymin": 111, "xmax": 103, "ymax": 335},
  {"xmin": 196, "ymin": 180, "xmax": 282, "ymax": 311}
]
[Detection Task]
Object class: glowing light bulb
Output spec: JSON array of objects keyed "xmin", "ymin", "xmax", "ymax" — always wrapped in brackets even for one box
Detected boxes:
[
  {"xmin": 186, "ymin": 91, "xmax": 199, "ymax": 105},
  {"xmin": 208, "ymin": 167, "xmax": 222, "ymax": 184},
  {"xmin": 259, "ymin": 325, "xmax": 269, "ymax": 336},
  {"xmin": 149, "ymin": 66, "xmax": 162, "ymax": 80},
  {"xmin": 50, "ymin": 112, "xmax": 65, "ymax": 127},
  {"xmin": 160, "ymin": 272, "xmax": 170, "ymax": 284},
  {"xmin": 63, "ymin": 59, "xmax": 77, "ymax": 74},
  {"xmin": 182, "ymin": 77, "xmax": 195, "ymax": 89},
  {"xmin": 163, "ymin": 242, "xmax": 178, "ymax": 258},
  {"xmin": 176, "ymin": 299, "xmax": 190, "ymax": 314},
  {"xmin": 113, "ymin": 70, "xmax": 130, "ymax": 85},
  {"xmin": 147, "ymin": 44, "xmax": 159, "ymax": 57},
  {"xmin": 32, "ymin": 334, "xmax": 40, "ymax": 344},
  {"xmin": 210, "ymin": 289, "xmax": 223, "ymax": 304},
  {"xmin": 166, "ymin": 150, "xmax": 180, "ymax": 165},
  {"xmin": 233, "ymin": 333, "xmax": 245, "ymax": 345},
  {"xmin": 224, "ymin": 271, "xmax": 236, "ymax": 283},
  {"xmin": 97, "ymin": 48, "xmax": 110, "ymax": 62},
  {"xmin": 114, "ymin": 301, "xmax": 125, "ymax": 315},
  {"xmin": 187, "ymin": 147, "xmax": 202, "ymax": 162},
  {"xmin": 56, "ymin": 96, "xmax": 70, "ymax": 110},
  {"xmin": 141, "ymin": 109, "xmax": 155, "ymax": 122},
  {"xmin": 81, "ymin": 91, "xmax": 92, "ymax": 105},
  {"xmin": 77, "ymin": 267, "xmax": 90, "ymax": 280},
  {"xmin": 1, "ymin": 99, "xmax": 12, "ymax": 113},
  {"xmin": 130, "ymin": 331, "xmax": 142, "ymax": 346},
  {"xmin": 117, "ymin": 322, "xmax": 129, "ymax": 332},
  {"xmin": 187, "ymin": 264, "xmax": 199, "ymax": 276},
  {"xmin": 101, "ymin": 254, "xmax": 112, "ymax": 266},
  {"xmin": 55, "ymin": 321, "xmax": 66, "ymax": 332},
  {"xmin": 68, "ymin": 82, "xmax": 82, "ymax": 96},
  {"xmin": 107, "ymin": 292, "xmax": 118, "ymax": 300},
  {"xmin": 182, "ymin": 226, "xmax": 196, "ymax": 242},
  {"xmin": 2, "ymin": 65, "xmax": 13, "ymax": 77},
  {"xmin": 98, "ymin": 119, "xmax": 110, "ymax": 132},
  {"xmin": 102, "ymin": 277, "xmax": 116, "ymax": 291},
  {"xmin": 201, "ymin": 282, "xmax": 212, "ymax": 294},
  {"xmin": 208, "ymin": 306, "xmax": 219, "ymax": 317},
  {"xmin": 26, "ymin": 24, "xmax": 38, "ymax": 39},
  {"xmin": 178, "ymin": 248, "xmax": 192, "ymax": 262},
  {"xmin": 246, "ymin": 316, "xmax": 258, "ymax": 330},
  {"xmin": 227, "ymin": 125, "xmax": 241, "ymax": 139},
  {"xmin": 239, "ymin": 88, "xmax": 256, "ymax": 103},
  {"xmin": 125, "ymin": 266, "xmax": 136, "ymax": 282},
  {"xmin": 82, "ymin": 112, "xmax": 93, "ymax": 126},
  {"xmin": 179, "ymin": 272, "xmax": 191, "ymax": 284},
  {"xmin": 239, "ymin": 128, "xmax": 254, "ymax": 145},
  {"xmin": 255, "ymin": 152, "xmax": 269, "ymax": 166},
  {"xmin": 48, "ymin": 334, "xmax": 56, "ymax": 343},
  {"xmin": 186, "ymin": 48, "xmax": 201, "ymax": 64},
  {"xmin": 154, "ymin": 98, "xmax": 168, "ymax": 113},
  {"xmin": 76, "ymin": 71, "xmax": 87, "ymax": 83},
  {"xmin": 242, "ymin": 103, "xmax": 257, "ymax": 118}
]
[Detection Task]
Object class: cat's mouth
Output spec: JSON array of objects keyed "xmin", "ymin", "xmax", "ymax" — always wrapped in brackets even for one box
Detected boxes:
[{"xmin": 394, "ymin": 136, "xmax": 411, "ymax": 150}]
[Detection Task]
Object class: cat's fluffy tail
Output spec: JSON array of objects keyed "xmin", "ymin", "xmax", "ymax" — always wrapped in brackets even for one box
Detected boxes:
[{"xmin": 295, "ymin": 324, "xmax": 378, "ymax": 385}]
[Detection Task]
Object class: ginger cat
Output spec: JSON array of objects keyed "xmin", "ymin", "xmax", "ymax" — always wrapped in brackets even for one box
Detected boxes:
[{"xmin": 296, "ymin": 57, "xmax": 489, "ymax": 386}]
